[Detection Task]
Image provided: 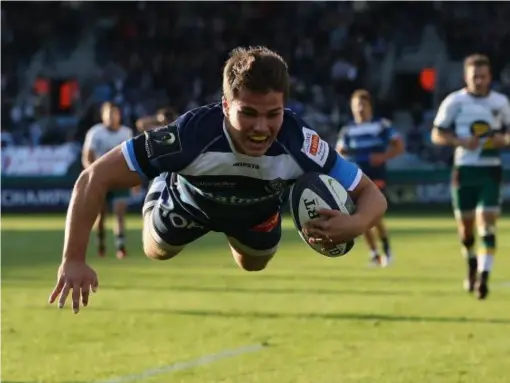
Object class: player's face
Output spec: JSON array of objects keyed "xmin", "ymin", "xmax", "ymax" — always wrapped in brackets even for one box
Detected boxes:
[
  {"xmin": 350, "ymin": 97, "xmax": 372, "ymax": 122},
  {"xmin": 465, "ymin": 65, "xmax": 491, "ymax": 95},
  {"xmin": 223, "ymin": 89, "xmax": 284, "ymax": 157},
  {"xmin": 102, "ymin": 106, "xmax": 121, "ymax": 128}
]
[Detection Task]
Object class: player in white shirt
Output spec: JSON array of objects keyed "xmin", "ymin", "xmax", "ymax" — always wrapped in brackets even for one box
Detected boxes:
[
  {"xmin": 82, "ymin": 102, "xmax": 133, "ymax": 259},
  {"xmin": 432, "ymin": 54, "xmax": 510, "ymax": 299}
]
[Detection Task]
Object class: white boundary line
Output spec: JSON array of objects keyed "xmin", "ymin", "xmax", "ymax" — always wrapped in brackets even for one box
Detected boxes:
[{"xmin": 94, "ymin": 343, "xmax": 266, "ymax": 383}]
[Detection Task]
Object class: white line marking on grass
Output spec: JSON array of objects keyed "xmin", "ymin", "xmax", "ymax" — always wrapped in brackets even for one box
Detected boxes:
[{"xmin": 94, "ymin": 343, "xmax": 266, "ymax": 383}]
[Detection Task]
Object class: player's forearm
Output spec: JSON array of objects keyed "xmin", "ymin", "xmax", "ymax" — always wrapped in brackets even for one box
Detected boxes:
[
  {"xmin": 384, "ymin": 139, "xmax": 404, "ymax": 159},
  {"xmin": 350, "ymin": 177, "xmax": 387, "ymax": 234},
  {"xmin": 431, "ymin": 128, "xmax": 459, "ymax": 146},
  {"xmin": 81, "ymin": 151, "xmax": 95, "ymax": 169},
  {"xmin": 62, "ymin": 169, "xmax": 109, "ymax": 262},
  {"xmin": 489, "ymin": 133, "xmax": 510, "ymax": 148}
]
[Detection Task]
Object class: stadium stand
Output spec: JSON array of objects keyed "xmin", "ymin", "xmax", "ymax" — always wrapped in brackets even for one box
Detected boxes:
[{"xmin": 2, "ymin": 2, "xmax": 509, "ymax": 167}]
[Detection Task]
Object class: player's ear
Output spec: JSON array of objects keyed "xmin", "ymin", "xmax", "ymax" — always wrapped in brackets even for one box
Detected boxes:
[{"xmin": 222, "ymin": 96, "xmax": 228, "ymax": 116}]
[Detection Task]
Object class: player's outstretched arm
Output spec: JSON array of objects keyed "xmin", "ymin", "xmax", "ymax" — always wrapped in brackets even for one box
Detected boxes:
[
  {"xmin": 304, "ymin": 151, "xmax": 387, "ymax": 245},
  {"xmin": 49, "ymin": 146, "xmax": 143, "ymax": 313}
]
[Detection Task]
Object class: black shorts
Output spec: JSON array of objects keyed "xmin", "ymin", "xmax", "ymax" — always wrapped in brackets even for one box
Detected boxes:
[{"xmin": 143, "ymin": 174, "xmax": 282, "ymax": 251}]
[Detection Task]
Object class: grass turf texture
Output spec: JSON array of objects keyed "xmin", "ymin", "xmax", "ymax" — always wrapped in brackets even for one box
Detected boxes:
[{"xmin": 2, "ymin": 214, "xmax": 510, "ymax": 383}]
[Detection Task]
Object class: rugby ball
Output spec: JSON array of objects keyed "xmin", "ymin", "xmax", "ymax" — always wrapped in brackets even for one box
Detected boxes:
[{"xmin": 290, "ymin": 173, "xmax": 356, "ymax": 257}]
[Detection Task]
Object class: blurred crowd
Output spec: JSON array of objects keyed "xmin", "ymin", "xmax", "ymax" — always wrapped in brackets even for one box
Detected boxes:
[{"xmin": 2, "ymin": 1, "xmax": 510, "ymax": 167}]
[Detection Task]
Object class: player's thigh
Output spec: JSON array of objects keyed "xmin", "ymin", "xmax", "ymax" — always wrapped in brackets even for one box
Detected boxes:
[
  {"xmin": 226, "ymin": 213, "xmax": 281, "ymax": 271},
  {"xmin": 477, "ymin": 168, "xmax": 503, "ymax": 218},
  {"xmin": 451, "ymin": 184, "xmax": 479, "ymax": 219},
  {"xmin": 142, "ymin": 175, "xmax": 210, "ymax": 260}
]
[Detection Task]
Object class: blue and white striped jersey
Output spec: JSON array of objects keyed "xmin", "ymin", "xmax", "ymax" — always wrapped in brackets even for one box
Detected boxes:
[
  {"xmin": 336, "ymin": 118, "xmax": 399, "ymax": 164},
  {"xmin": 122, "ymin": 103, "xmax": 362, "ymax": 230}
]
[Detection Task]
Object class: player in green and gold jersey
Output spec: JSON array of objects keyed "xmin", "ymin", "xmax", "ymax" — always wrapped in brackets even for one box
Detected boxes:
[{"xmin": 432, "ymin": 54, "xmax": 510, "ymax": 300}]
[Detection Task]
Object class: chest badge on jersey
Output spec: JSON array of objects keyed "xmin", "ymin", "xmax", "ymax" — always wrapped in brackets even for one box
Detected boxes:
[
  {"xmin": 146, "ymin": 124, "xmax": 182, "ymax": 158},
  {"xmin": 265, "ymin": 178, "xmax": 287, "ymax": 193},
  {"xmin": 470, "ymin": 121, "xmax": 491, "ymax": 138}
]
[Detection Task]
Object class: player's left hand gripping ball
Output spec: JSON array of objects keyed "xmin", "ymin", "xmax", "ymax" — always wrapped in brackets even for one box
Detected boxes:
[{"xmin": 290, "ymin": 173, "xmax": 357, "ymax": 257}]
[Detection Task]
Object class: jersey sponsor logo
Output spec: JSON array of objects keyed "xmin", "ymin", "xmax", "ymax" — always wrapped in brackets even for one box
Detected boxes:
[
  {"xmin": 310, "ymin": 135, "xmax": 320, "ymax": 155},
  {"xmin": 470, "ymin": 121, "xmax": 491, "ymax": 138},
  {"xmin": 201, "ymin": 190, "xmax": 282, "ymax": 205},
  {"xmin": 233, "ymin": 162, "xmax": 260, "ymax": 169},
  {"xmin": 252, "ymin": 212, "xmax": 280, "ymax": 232},
  {"xmin": 301, "ymin": 127, "xmax": 329, "ymax": 167},
  {"xmin": 146, "ymin": 124, "xmax": 182, "ymax": 157}
]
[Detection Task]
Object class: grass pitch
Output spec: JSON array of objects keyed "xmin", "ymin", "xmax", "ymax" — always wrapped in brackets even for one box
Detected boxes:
[{"xmin": 2, "ymin": 213, "xmax": 510, "ymax": 383}]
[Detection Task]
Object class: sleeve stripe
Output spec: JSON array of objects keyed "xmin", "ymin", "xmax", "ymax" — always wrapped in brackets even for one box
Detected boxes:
[
  {"xmin": 121, "ymin": 140, "xmax": 145, "ymax": 176},
  {"xmin": 347, "ymin": 168, "xmax": 362, "ymax": 192}
]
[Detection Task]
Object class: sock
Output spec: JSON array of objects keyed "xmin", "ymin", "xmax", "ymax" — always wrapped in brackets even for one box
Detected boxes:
[
  {"xmin": 369, "ymin": 249, "xmax": 379, "ymax": 259},
  {"xmin": 477, "ymin": 231, "xmax": 495, "ymax": 273},
  {"xmin": 98, "ymin": 229, "xmax": 105, "ymax": 249},
  {"xmin": 461, "ymin": 235, "xmax": 476, "ymax": 264},
  {"xmin": 477, "ymin": 254, "xmax": 494, "ymax": 273},
  {"xmin": 380, "ymin": 237, "xmax": 391, "ymax": 256},
  {"xmin": 116, "ymin": 233, "xmax": 126, "ymax": 250}
]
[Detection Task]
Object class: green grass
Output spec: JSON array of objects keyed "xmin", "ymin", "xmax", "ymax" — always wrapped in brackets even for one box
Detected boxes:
[{"xmin": 2, "ymin": 213, "xmax": 510, "ymax": 383}]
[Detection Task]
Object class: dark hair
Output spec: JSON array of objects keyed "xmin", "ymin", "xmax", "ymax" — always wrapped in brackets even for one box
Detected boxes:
[
  {"xmin": 222, "ymin": 46, "xmax": 290, "ymax": 101},
  {"xmin": 100, "ymin": 101, "xmax": 120, "ymax": 115},
  {"xmin": 156, "ymin": 107, "xmax": 177, "ymax": 123},
  {"xmin": 464, "ymin": 54, "xmax": 491, "ymax": 71}
]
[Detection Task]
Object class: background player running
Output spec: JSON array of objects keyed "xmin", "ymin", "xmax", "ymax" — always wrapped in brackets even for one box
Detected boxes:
[
  {"xmin": 82, "ymin": 102, "xmax": 133, "ymax": 259},
  {"xmin": 432, "ymin": 54, "xmax": 510, "ymax": 299},
  {"xmin": 49, "ymin": 46, "xmax": 388, "ymax": 314},
  {"xmin": 336, "ymin": 89, "xmax": 404, "ymax": 267}
]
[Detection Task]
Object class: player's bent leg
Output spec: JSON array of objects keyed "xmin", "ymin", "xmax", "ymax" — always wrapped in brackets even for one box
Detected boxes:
[
  {"xmin": 112, "ymin": 195, "xmax": 129, "ymax": 259},
  {"xmin": 363, "ymin": 228, "xmax": 381, "ymax": 266},
  {"xmin": 142, "ymin": 208, "xmax": 184, "ymax": 260},
  {"xmin": 96, "ymin": 203, "xmax": 108, "ymax": 257},
  {"xmin": 475, "ymin": 206, "xmax": 500, "ymax": 300},
  {"xmin": 141, "ymin": 174, "xmax": 210, "ymax": 261},
  {"xmin": 227, "ymin": 237, "xmax": 277, "ymax": 272},
  {"xmin": 374, "ymin": 218, "xmax": 392, "ymax": 267},
  {"xmin": 226, "ymin": 213, "xmax": 281, "ymax": 272},
  {"xmin": 452, "ymin": 183, "xmax": 479, "ymax": 292}
]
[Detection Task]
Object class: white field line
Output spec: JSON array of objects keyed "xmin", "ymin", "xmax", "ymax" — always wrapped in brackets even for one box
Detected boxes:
[{"xmin": 94, "ymin": 343, "xmax": 266, "ymax": 383}]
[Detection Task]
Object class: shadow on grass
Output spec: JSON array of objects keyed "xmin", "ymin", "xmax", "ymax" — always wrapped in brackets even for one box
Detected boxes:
[
  {"xmin": 105, "ymin": 284, "xmax": 408, "ymax": 296},
  {"xmin": 2, "ymin": 223, "xmax": 454, "ymax": 269},
  {"xmin": 89, "ymin": 306, "xmax": 510, "ymax": 325}
]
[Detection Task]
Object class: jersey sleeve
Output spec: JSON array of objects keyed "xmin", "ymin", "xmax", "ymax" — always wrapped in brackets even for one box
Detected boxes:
[
  {"xmin": 83, "ymin": 128, "xmax": 98, "ymax": 155},
  {"xmin": 120, "ymin": 113, "xmax": 199, "ymax": 179},
  {"xmin": 433, "ymin": 93, "xmax": 458, "ymax": 131},
  {"xmin": 284, "ymin": 114, "xmax": 362, "ymax": 191},
  {"xmin": 336, "ymin": 127, "xmax": 350, "ymax": 150},
  {"xmin": 498, "ymin": 96, "xmax": 510, "ymax": 132},
  {"xmin": 380, "ymin": 118, "xmax": 400, "ymax": 141}
]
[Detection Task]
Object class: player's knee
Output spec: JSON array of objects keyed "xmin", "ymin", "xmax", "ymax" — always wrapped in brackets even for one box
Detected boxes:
[
  {"xmin": 478, "ymin": 224, "xmax": 496, "ymax": 250},
  {"xmin": 457, "ymin": 218, "xmax": 475, "ymax": 238},
  {"xmin": 142, "ymin": 210, "xmax": 182, "ymax": 260},
  {"xmin": 113, "ymin": 200, "xmax": 128, "ymax": 215},
  {"xmin": 143, "ymin": 242, "xmax": 181, "ymax": 260},
  {"xmin": 236, "ymin": 254, "xmax": 274, "ymax": 272},
  {"xmin": 461, "ymin": 235, "xmax": 475, "ymax": 249},
  {"xmin": 228, "ymin": 237, "xmax": 277, "ymax": 272}
]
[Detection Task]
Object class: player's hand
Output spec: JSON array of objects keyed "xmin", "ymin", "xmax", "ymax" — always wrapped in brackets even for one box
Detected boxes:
[
  {"xmin": 303, "ymin": 209, "xmax": 364, "ymax": 245},
  {"xmin": 48, "ymin": 261, "xmax": 99, "ymax": 314},
  {"xmin": 369, "ymin": 153, "xmax": 387, "ymax": 166},
  {"xmin": 457, "ymin": 137, "xmax": 479, "ymax": 150}
]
